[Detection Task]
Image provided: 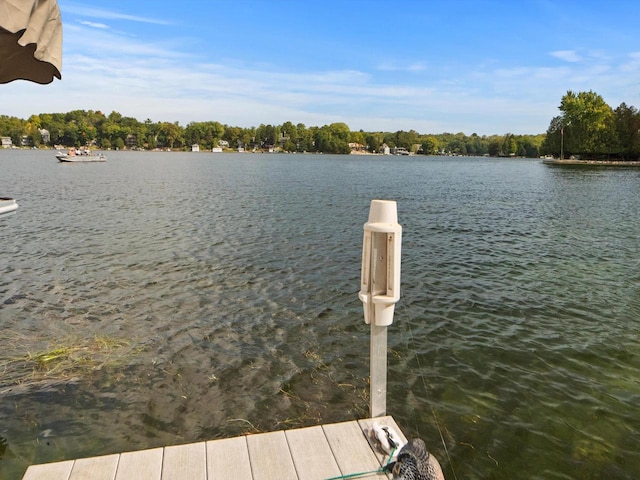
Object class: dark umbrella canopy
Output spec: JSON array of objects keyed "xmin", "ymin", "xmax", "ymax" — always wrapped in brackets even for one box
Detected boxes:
[{"xmin": 0, "ymin": 0, "xmax": 62, "ymax": 84}]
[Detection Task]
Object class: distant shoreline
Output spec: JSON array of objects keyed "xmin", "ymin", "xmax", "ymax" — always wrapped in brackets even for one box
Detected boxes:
[{"xmin": 542, "ymin": 158, "xmax": 640, "ymax": 166}]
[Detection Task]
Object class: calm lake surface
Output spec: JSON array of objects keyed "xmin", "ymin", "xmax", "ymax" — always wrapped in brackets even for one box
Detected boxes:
[{"xmin": 1, "ymin": 150, "xmax": 639, "ymax": 479}]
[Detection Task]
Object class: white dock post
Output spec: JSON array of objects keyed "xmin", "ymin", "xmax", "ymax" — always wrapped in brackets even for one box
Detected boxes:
[{"xmin": 359, "ymin": 200, "xmax": 402, "ymax": 418}]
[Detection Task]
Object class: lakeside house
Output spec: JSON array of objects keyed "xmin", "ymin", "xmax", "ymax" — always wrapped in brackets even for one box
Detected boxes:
[
  {"xmin": 39, "ymin": 129, "xmax": 50, "ymax": 144},
  {"xmin": 349, "ymin": 142, "xmax": 366, "ymax": 153},
  {"xmin": 126, "ymin": 134, "xmax": 137, "ymax": 149},
  {"xmin": 391, "ymin": 146, "xmax": 410, "ymax": 155}
]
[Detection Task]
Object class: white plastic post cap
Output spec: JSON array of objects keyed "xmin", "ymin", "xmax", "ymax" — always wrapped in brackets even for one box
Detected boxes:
[{"xmin": 367, "ymin": 200, "xmax": 398, "ymax": 225}]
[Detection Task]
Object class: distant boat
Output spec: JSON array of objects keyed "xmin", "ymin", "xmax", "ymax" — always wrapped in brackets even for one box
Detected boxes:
[
  {"xmin": 56, "ymin": 149, "xmax": 106, "ymax": 162},
  {"xmin": 0, "ymin": 197, "xmax": 18, "ymax": 215}
]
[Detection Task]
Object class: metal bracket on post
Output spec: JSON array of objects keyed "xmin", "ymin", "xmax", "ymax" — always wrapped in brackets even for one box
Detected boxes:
[{"xmin": 358, "ymin": 200, "xmax": 402, "ymax": 418}]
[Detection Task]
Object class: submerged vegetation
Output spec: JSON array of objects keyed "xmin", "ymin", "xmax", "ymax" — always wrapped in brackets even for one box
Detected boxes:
[
  {"xmin": 0, "ymin": 334, "xmax": 140, "ymax": 392},
  {"xmin": 1, "ymin": 90, "xmax": 639, "ymax": 160}
]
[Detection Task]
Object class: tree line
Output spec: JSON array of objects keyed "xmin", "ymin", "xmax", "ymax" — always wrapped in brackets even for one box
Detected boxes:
[
  {"xmin": 1, "ymin": 90, "xmax": 639, "ymax": 159},
  {"xmin": 542, "ymin": 90, "xmax": 640, "ymax": 160},
  {"xmin": 0, "ymin": 110, "xmax": 545, "ymax": 156}
]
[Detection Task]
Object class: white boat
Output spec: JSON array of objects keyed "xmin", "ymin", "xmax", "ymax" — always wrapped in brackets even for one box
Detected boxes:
[
  {"xmin": 56, "ymin": 149, "xmax": 106, "ymax": 162},
  {"xmin": 0, "ymin": 197, "xmax": 18, "ymax": 215}
]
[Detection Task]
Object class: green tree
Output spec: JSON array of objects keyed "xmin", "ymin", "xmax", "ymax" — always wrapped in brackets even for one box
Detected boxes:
[
  {"xmin": 613, "ymin": 102, "xmax": 640, "ymax": 160},
  {"xmin": 314, "ymin": 123, "xmax": 350, "ymax": 154},
  {"xmin": 501, "ymin": 133, "xmax": 517, "ymax": 156},
  {"xmin": 63, "ymin": 122, "xmax": 80, "ymax": 147},
  {"xmin": 541, "ymin": 115, "xmax": 564, "ymax": 157},
  {"xmin": 558, "ymin": 90, "xmax": 615, "ymax": 158},
  {"xmin": 25, "ymin": 115, "xmax": 42, "ymax": 146},
  {"xmin": 421, "ymin": 136, "xmax": 439, "ymax": 155},
  {"xmin": 349, "ymin": 130, "xmax": 366, "ymax": 148},
  {"xmin": 280, "ymin": 121, "xmax": 298, "ymax": 151},
  {"xmin": 256, "ymin": 124, "xmax": 277, "ymax": 148},
  {"xmin": 223, "ymin": 125, "xmax": 244, "ymax": 148},
  {"xmin": 242, "ymin": 126, "xmax": 257, "ymax": 150},
  {"xmin": 364, "ymin": 132, "xmax": 384, "ymax": 153},
  {"xmin": 394, "ymin": 130, "xmax": 419, "ymax": 149},
  {"xmin": 296, "ymin": 124, "xmax": 314, "ymax": 152},
  {"xmin": 157, "ymin": 122, "xmax": 183, "ymax": 149},
  {"xmin": 487, "ymin": 137, "xmax": 501, "ymax": 156},
  {"xmin": 98, "ymin": 121, "xmax": 121, "ymax": 148},
  {"xmin": 0, "ymin": 115, "xmax": 25, "ymax": 146}
]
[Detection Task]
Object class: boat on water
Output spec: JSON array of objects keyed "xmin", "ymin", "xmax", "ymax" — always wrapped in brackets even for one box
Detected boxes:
[
  {"xmin": 0, "ymin": 197, "xmax": 18, "ymax": 215},
  {"xmin": 56, "ymin": 148, "xmax": 106, "ymax": 162}
]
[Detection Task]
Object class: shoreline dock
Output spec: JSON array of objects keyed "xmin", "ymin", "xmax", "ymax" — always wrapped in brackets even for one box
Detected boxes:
[
  {"xmin": 22, "ymin": 416, "xmax": 404, "ymax": 480},
  {"xmin": 542, "ymin": 158, "xmax": 640, "ymax": 166}
]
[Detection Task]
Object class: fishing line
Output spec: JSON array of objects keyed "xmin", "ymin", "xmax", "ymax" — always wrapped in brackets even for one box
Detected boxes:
[{"xmin": 406, "ymin": 321, "xmax": 458, "ymax": 480}]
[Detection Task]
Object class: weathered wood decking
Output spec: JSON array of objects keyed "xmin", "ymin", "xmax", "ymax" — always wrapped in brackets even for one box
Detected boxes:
[{"xmin": 22, "ymin": 416, "xmax": 405, "ymax": 480}]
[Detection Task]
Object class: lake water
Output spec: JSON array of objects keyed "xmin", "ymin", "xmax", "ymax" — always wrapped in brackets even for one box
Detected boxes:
[{"xmin": 1, "ymin": 150, "xmax": 639, "ymax": 479}]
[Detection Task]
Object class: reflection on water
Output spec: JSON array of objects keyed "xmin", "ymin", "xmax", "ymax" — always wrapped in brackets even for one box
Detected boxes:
[{"xmin": 1, "ymin": 151, "xmax": 639, "ymax": 479}]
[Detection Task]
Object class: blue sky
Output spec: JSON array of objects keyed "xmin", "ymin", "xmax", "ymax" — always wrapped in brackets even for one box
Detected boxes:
[{"xmin": 3, "ymin": 0, "xmax": 640, "ymax": 135}]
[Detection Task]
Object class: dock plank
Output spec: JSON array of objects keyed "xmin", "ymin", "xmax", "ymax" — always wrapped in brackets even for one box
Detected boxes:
[
  {"xmin": 285, "ymin": 425, "xmax": 341, "ymax": 480},
  {"xmin": 323, "ymin": 420, "xmax": 388, "ymax": 478},
  {"xmin": 114, "ymin": 447, "xmax": 163, "ymax": 480},
  {"xmin": 22, "ymin": 460, "xmax": 74, "ymax": 480},
  {"xmin": 69, "ymin": 454, "xmax": 119, "ymax": 480},
  {"xmin": 246, "ymin": 431, "xmax": 297, "ymax": 480},
  {"xmin": 206, "ymin": 436, "xmax": 253, "ymax": 480},
  {"xmin": 162, "ymin": 442, "xmax": 206, "ymax": 480}
]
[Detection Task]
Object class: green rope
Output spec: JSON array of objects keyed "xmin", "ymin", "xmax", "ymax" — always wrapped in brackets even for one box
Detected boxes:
[
  {"xmin": 385, "ymin": 447, "xmax": 397, "ymax": 466},
  {"xmin": 324, "ymin": 446, "xmax": 396, "ymax": 480},
  {"xmin": 324, "ymin": 469, "xmax": 383, "ymax": 480}
]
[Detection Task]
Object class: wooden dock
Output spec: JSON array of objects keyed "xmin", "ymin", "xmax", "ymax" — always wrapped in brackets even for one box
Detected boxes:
[{"xmin": 22, "ymin": 415, "xmax": 405, "ymax": 480}]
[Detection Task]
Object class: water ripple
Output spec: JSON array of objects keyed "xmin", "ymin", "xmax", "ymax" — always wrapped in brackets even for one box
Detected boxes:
[{"xmin": 1, "ymin": 152, "xmax": 639, "ymax": 479}]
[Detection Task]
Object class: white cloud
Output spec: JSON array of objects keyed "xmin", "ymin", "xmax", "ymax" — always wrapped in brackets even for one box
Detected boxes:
[
  {"xmin": 77, "ymin": 20, "xmax": 109, "ymax": 29},
  {"xmin": 550, "ymin": 50, "xmax": 582, "ymax": 62},
  {"xmin": 62, "ymin": 2, "xmax": 171, "ymax": 25},
  {"xmin": 376, "ymin": 62, "xmax": 427, "ymax": 72},
  {"xmin": 63, "ymin": 23, "xmax": 189, "ymax": 59},
  {"xmin": 620, "ymin": 51, "xmax": 640, "ymax": 72},
  {"xmin": 407, "ymin": 63, "xmax": 427, "ymax": 72}
]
